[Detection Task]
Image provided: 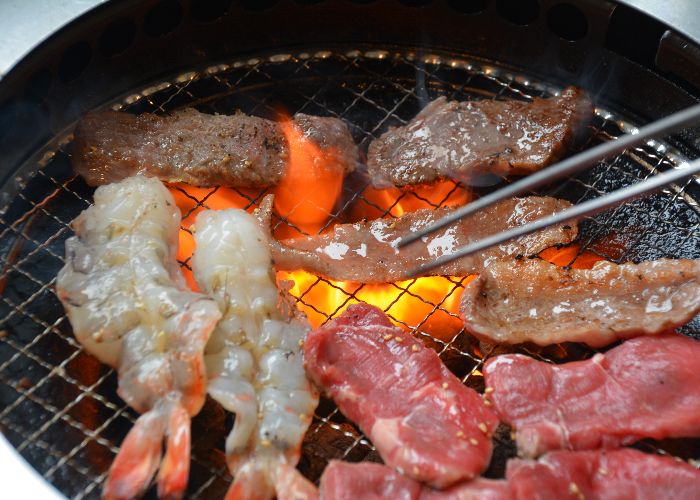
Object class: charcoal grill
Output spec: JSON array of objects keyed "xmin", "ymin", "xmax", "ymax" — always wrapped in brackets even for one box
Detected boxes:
[{"xmin": 1, "ymin": 1, "xmax": 700, "ymax": 498}]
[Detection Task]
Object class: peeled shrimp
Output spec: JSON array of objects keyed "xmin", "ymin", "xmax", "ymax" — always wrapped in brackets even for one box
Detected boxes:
[
  {"xmin": 56, "ymin": 175, "xmax": 221, "ymax": 499},
  {"xmin": 192, "ymin": 209, "xmax": 319, "ymax": 500}
]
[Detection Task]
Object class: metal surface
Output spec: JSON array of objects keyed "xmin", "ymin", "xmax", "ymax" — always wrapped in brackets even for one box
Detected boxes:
[
  {"xmin": 2, "ymin": 0, "xmax": 699, "ymax": 80},
  {"xmin": 1, "ymin": 49, "xmax": 699, "ymax": 499},
  {"xmin": 618, "ymin": 0, "xmax": 700, "ymax": 46}
]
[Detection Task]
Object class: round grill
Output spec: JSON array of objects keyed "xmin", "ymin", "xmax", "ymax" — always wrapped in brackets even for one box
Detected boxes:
[{"xmin": 1, "ymin": 48, "xmax": 699, "ymax": 499}]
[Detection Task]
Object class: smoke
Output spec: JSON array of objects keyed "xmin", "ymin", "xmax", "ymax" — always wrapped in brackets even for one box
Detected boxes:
[{"xmin": 414, "ymin": 30, "xmax": 433, "ymax": 108}]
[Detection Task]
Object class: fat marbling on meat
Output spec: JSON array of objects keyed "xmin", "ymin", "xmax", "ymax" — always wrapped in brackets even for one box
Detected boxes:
[
  {"xmin": 460, "ymin": 258, "xmax": 700, "ymax": 346},
  {"xmin": 72, "ymin": 108, "xmax": 358, "ymax": 187},
  {"xmin": 257, "ymin": 194, "xmax": 578, "ymax": 283},
  {"xmin": 483, "ymin": 334, "xmax": 700, "ymax": 458},
  {"xmin": 507, "ymin": 449, "xmax": 700, "ymax": 500},
  {"xmin": 303, "ymin": 304, "xmax": 498, "ymax": 488},
  {"xmin": 319, "ymin": 460, "xmax": 510, "ymax": 500},
  {"xmin": 367, "ymin": 87, "xmax": 593, "ymax": 187}
]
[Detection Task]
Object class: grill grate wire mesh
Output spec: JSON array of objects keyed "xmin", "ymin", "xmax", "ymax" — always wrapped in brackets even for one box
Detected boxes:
[{"xmin": 0, "ymin": 49, "xmax": 699, "ymax": 499}]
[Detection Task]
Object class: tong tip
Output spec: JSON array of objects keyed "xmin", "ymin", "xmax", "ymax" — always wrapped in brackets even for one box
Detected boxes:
[
  {"xmin": 397, "ymin": 233, "xmax": 421, "ymax": 248},
  {"xmin": 403, "ymin": 265, "xmax": 425, "ymax": 279}
]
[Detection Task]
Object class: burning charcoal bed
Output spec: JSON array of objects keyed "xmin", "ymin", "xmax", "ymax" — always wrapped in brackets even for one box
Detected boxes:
[{"xmin": 1, "ymin": 1, "xmax": 700, "ymax": 498}]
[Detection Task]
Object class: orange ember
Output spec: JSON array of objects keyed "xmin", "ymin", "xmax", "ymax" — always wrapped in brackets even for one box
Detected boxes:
[
  {"xmin": 539, "ymin": 244, "xmax": 604, "ymax": 270},
  {"xmin": 169, "ymin": 169, "xmax": 603, "ymax": 342},
  {"xmin": 353, "ymin": 180, "xmax": 471, "ymax": 220},
  {"xmin": 277, "ymin": 242, "xmax": 603, "ymax": 339},
  {"xmin": 278, "ymin": 270, "xmax": 476, "ymax": 339},
  {"xmin": 272, "ymin": 118, "xmax": 345, "ymax": 237}
]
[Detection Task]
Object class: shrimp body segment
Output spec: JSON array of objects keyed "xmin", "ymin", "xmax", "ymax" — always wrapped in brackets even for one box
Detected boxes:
[
  {"xmin": 56, "ymin": 175, "xmax": 221, "ymax": 499},
  {"xmin": 192, "ymin": 209, "xmax": 319, "ymax": 500}
]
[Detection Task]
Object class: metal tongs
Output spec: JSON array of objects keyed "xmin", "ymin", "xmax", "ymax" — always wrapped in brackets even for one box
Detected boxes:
[{"xmin": 400, "ymin": 104, "xmax": 700, "ymax": 277}]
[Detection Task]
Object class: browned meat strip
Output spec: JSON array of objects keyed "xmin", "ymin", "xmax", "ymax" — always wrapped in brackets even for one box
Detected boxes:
[
  {"xmin": 72, "ymin": 108, "xmax": 358, "ymax": 187},
  {"xmin": 460, "ymin": 258, "xmax": 700, "ymax": 347},
  {"xmin": 367, "ymin": 87, "xmax": 593, "ymax": 187},
  {"xmin": 256, "ymin": 195, "xmax": 578, "ymax": 283}
]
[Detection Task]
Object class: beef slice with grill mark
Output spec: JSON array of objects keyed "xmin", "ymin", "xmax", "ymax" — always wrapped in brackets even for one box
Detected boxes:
[
  {"xmin": 256, "ymin": 194, "xmax": 578, "ymax": 283},
  {"xmin": 461, "ymin": 257, "xmax": 700, "ymax": 347},
  {"xmin": 484, "ymin": 334, "xmax": 700, "ymax": 458},
  {"xmin": 367, "ymin": 86, "xmax": 593, "ymax": 187},
  {"xmin": 72, "ymin": 108, "xmax": 358, "ymax": 188}
]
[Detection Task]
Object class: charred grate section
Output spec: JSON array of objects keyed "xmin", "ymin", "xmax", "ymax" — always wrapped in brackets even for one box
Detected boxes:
[{"xmin": 0, "ymin": 49, "xmax": 699, "ymax": 498}]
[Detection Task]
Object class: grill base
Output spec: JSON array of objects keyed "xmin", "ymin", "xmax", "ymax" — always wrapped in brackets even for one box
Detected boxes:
[{"xmin": 1, "ymin": 48, "xmax": 699, "ymax": 499}]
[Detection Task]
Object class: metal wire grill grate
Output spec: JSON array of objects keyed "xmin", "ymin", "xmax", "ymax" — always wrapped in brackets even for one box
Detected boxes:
[{"xmin": 1, "ymin": 48, "xmax": 699, "ymax": 498}]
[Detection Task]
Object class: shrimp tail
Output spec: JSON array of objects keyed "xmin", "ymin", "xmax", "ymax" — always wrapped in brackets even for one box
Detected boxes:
[
  {"xmin": 157, "ymin": 402, "xmax": 191, "ymax": 499},
  {"xmin": 224, "ymin": 460, "xmax": 318, "ymax": 500},
  {"xmin": 103, "ymin": 408, "xmax": 166, "ymax": 500},
  {"xmin": 273, "ymin": 463, "xmax": 319, "ymax": 500},
  {"xmin": 104, "ymin": 398, "xmax": 191, "ymax": 500},
  {"xmin": 224, "ymin": 460, "xmax": 274, "ymax": 500}
]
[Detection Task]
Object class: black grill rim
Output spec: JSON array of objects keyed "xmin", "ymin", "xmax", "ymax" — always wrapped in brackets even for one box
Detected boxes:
[{"xmin": 1, "ymin": 48, "xmax": 699, "ymax": 498}]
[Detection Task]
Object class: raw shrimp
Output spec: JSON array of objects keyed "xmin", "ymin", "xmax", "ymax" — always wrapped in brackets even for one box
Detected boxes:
[
  {"xmin": 192, "ymin": 208, "xmax": 319, "ymax": 500},
  {"xmin": 56, "ymin": 175, "xmax": 221, "ymax": 499}
]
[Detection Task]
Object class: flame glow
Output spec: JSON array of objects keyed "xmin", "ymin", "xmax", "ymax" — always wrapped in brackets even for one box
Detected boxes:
[
  {"xmin": 168, "ymin": 135, "xmax": 603, "ymax": 342},
  {"xmin": 272, "ymin": 118, "xmax": 345, "ymax": 237},
  {"xmin": 539, "ymin": 244, "xmax": 604, "ymax": 270},
  {"xmin": 278, "ymin": 270, "xmax": 475, "ymax": 340},
  {"xmin": 276, "ymin": 243, "xmax": 603, "ymax": 339},
  {"xmin": 352, "ymin": 180, "xmax": 471, "ymax": 220}
]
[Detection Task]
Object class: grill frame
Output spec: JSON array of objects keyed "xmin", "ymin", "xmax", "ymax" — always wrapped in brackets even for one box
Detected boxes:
[
  {"xmin": 1, "ymin": 47, "xmax": 700, "ymax": 499},
  {"xmin": 5, "ymin": 0, "xmax": 700, "ymax": 204}
]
